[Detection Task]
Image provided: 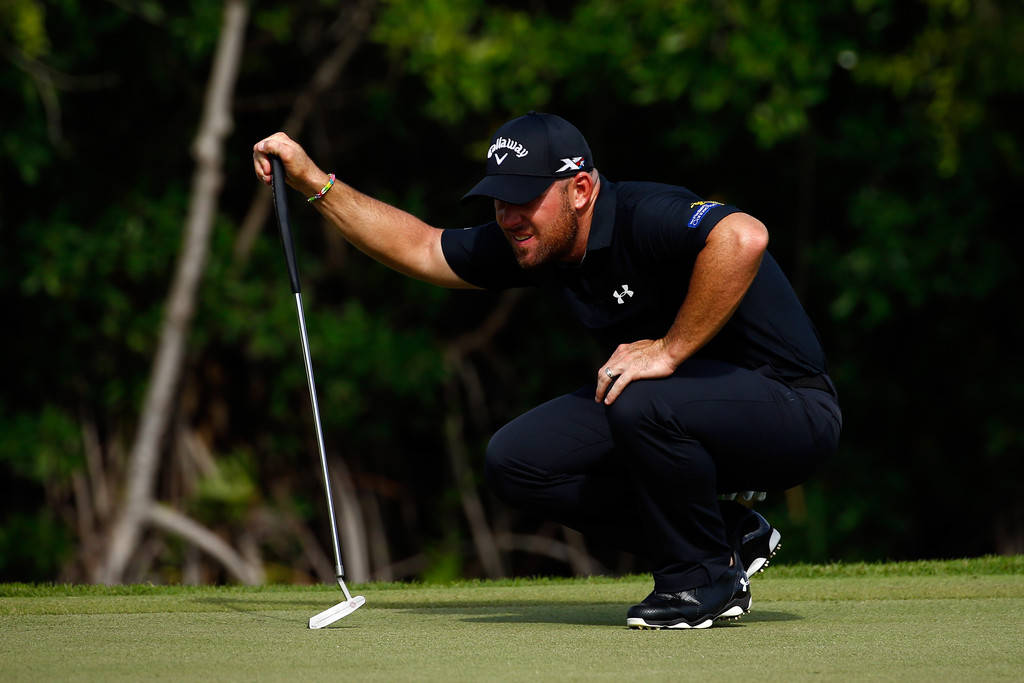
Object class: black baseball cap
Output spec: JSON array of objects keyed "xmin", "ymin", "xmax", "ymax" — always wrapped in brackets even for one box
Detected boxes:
[{"xmin": 462, "ymin": 112, "xmax": 594, "ymax": 204}]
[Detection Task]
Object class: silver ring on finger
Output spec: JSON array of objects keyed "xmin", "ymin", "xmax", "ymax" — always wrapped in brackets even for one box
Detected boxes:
[{"xmin": 605, "ymin": 367, "xmax": 615, "ymax": 379}]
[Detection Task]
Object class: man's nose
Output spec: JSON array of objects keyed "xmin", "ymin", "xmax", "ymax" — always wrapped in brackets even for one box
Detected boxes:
[{"xmin": 495, "ymin": 201, "xmax": 521, "ymax": 228}]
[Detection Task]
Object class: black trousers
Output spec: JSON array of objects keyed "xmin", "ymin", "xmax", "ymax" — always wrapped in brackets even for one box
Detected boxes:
[{"xmin": 484, "ymin": 359, "xmax": 842, "ymax": 592}]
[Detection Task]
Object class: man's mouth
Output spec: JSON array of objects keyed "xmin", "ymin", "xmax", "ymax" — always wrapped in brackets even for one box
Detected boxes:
[{"xmin": 512, "ymin": 234, "xmax": 532, "ymax": 242}]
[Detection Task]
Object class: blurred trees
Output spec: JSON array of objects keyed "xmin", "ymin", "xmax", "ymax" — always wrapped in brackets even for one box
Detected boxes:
[{"xmin": 1, "ymin": 0, "xmax": 1021, "ymax": 583}]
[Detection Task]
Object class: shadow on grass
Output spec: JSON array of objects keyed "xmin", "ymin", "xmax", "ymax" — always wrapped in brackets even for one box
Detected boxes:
[
  {"xmin": 189, "ymin": 596, "xmax": 357, "ymax": 624},
  {"xmin": 189, "ymin": 596, "xmax": 800, "ymax": 628},
  {"xmin": 189, "ymin": 597, "xmax": 365, "ymax": 629},
  {"xmin": 418, "ymin": 605, "xmax": 800, "ymax": 626}
]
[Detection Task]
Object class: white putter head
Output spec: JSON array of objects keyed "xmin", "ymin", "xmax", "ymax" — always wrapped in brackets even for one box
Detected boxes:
[{"xmin": 309, "ymin": 578, "xmax": 366, "ymax": 629}]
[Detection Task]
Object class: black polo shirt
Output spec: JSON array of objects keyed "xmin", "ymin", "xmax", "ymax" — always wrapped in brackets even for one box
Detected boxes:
[{"xmin": 440, "ymin": 177, "xmax": 826, "ymax": 381}]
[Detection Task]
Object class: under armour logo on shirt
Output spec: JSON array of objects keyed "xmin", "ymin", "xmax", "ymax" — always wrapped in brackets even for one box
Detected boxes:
[{"xmin": 613, "ymin": 285, "xmax": 634, "ymax": 304}]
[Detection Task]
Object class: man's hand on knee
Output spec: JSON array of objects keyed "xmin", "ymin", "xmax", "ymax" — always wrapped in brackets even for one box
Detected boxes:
[{"xmin": 596, "ymin": 338, "xmax": 677, "ymax": 405}]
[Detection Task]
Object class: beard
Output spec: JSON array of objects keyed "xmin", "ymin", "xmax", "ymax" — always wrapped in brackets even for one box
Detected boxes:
[{"xmin": 513, "ymin": 184, "xmax": 579, "ymax": 269}]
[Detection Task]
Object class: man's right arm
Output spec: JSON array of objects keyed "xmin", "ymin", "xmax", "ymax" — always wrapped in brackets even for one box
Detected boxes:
[{"xmin": 253, "ymin": 132, "xmax": 478, "ymax": 289}]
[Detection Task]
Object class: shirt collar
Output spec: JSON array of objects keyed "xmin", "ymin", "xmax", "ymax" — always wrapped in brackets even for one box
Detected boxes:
[{"xmin": 586, "ymin": 175, "xmax": 616, "ymax": 252}]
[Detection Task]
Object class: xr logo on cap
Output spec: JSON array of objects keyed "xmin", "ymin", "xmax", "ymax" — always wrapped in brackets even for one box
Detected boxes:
[{"xmin": 557, "ymin": 157, "xmax": 585, "ymax": 172}]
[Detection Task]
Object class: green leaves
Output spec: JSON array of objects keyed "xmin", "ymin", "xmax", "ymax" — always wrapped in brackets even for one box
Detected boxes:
[
  {"xmin": 2, "ymin": 0, "xmax": 1021, "ymax": 581},
  {"xmin": 373, "ymin": 0, "xmax": 844, "ymax": 148},
  {"xmin": 192, "ymin": 451, "xmax": 259, "ymax": 523},
  {"xmin": 0, "ymin": 407, "xmax": 82, "ymax": 483},
  {"xmin": 1, "ymin": 0, "xmax": 50, "ymax": 58}
]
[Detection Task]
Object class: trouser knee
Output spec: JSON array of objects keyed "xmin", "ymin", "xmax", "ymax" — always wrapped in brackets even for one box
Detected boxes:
[
  {"xmin": 604, "ymin": 384, "xmax": 656, "ymax": 440},
  {"xmin": 605, "ymin": 383, "xmax": 677, "ymax": 454},
  {"xmin": 483, "ymin": 424, "xmax": 518, "ymax": 504},
  {"xmin": 605, "ymin": 383, "xmax": 715, "ymax": 490}
]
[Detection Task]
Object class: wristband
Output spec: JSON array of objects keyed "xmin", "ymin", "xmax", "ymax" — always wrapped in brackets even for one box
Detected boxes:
[{"xmin": 307, "ymin": 173, "xmax": 336, "ymax": 202}]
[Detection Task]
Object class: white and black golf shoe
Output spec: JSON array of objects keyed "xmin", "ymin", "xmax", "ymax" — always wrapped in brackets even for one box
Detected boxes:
[
  {"xmin": 626, "ymin": 564, "xmax": 751, "ymax": 630},
  {"xmin": 720, "ymin": 500, "xmax": 782, "ymax": 577},
  {"xmin": 739, "ymin": 508, "xmax": 781, "ymax": 576}
]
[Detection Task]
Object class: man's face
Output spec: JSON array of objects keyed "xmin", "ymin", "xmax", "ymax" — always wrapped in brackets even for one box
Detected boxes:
[{"xmin": 494, "ymin": 180, "xmax": 579, "ymax": 269}]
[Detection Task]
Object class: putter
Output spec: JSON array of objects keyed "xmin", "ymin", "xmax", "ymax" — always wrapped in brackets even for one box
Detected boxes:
[{"xmin": 269, "ymin": 156, "xmax": 365, "ymax": 629}]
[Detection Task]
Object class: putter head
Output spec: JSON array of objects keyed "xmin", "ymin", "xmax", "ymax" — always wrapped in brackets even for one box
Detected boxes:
[{"xmin": 309, "ymin": 595, "xmax": 366, "ymax": 629}]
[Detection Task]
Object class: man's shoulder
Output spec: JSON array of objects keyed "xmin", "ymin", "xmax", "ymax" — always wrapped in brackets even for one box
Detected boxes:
[
  {"xmin": 607, "ymin": 180, "xmax": 710, "ymax": 234},
  {"xmin": 612, "ymin": 180, "xmax": 702, "ymax": 208},
  {"xmin": 600, "ymin": 179, "xmax": 740, "ymax": 258}
]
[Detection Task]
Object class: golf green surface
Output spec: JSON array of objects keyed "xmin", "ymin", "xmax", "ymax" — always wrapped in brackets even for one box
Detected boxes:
[{"xmin": 3, "ymin": 557, "xmax": 1022, "ymax": 681}]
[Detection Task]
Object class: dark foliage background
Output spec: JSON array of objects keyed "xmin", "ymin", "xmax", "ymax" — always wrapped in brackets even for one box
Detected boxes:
[{"xmin": 1, "ymin": 0, "xmax": 1021, "ymax": 583}]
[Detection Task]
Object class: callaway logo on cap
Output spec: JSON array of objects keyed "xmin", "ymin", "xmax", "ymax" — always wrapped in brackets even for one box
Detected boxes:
[{"xmin": 462, "ymin": 112, "xmax": 594, "ymax": 205}]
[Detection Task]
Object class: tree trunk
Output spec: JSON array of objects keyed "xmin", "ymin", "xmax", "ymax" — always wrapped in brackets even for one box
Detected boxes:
[{"xmin": 98, "ymin": 0, "xmax": 250, "ymax": 584}]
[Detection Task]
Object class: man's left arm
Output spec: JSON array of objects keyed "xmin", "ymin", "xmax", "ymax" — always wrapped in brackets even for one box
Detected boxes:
[{"xmin": 595, "ymin": 212, "xmax": 768, "ymax": 405}]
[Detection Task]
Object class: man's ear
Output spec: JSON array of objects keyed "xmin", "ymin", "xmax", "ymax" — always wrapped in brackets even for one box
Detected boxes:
[{"xmin": 570, "ymin": 171, "xmax": 595, "ymax": 210}]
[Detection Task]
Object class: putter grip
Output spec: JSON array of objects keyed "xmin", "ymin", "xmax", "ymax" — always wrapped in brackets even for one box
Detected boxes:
[{"xmin": 269, "ymin": 155, "xmax": 302, "ymax": 294}]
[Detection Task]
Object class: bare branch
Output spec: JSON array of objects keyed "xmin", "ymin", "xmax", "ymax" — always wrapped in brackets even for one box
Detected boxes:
[
  {"xmin": 233, "ymin": 0, "xmax": 377, "ymax": 266},
  {"xmin": 437, "ymin": 289, "xmax": 526, "ymax": 580},
  {"xmin": 561, "ymin": 526, "xmax": 602, "ymax": 576},
  {"xmin": 495, "ymin": 532, "xmax": 608, "ymax": 574},
  {"xmin": 446, "ymin": 290, "xmax": 526, "ymax": 357},
  {"xmin": 124, "ymin": 535, "xmax": 167, "ymax": 584},
  {"xmin": 146, "ymin": 504, "xmax": 265, "ymax": 585},
  {"xmin": 286, "ymin": 512, "xmax": 335, "ymax": 583},
  {"xmin": 375, "ymin": 553, "xmax": 428, "ymax": 581},
  {"xmin": 362, "ymin": 490, "xmax": 393, "ymax": 582},
  {"xmin": 99, "ymin": 0, "xmax": 250, "ymax": 584},
  {"xmin": 329, "ymin": 456, "xmax": 371, "ymax": 583},
  {"xmin": 70, "ymin": 472, "xmax": 98, "ymax": 579},
  {"xmin": 2, "ymin": 40, "xmax": 119, "ymax": 149},
  {"xmin": 80, "ymin": 418, "xmax": 111, "ymax": 522},
  {"xmin": 443, "ymin": 390, "xmax": 506, "ymax": 578}
]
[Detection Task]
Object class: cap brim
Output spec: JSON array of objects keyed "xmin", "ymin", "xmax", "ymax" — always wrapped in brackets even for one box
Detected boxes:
[{"xmin": 461, "ymin": 175, "xmax": 556, "ymax": 205}]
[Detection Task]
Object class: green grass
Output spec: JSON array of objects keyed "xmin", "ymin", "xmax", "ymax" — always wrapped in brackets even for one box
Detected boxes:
[{"xmin": 2, "ymin": 557, "xmax": 1022, "ymax": 681}]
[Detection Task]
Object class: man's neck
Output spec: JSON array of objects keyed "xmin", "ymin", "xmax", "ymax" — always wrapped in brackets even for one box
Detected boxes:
[{"xmin": 565, "ymin": 176, "xmax": 601, "ymax": 264}]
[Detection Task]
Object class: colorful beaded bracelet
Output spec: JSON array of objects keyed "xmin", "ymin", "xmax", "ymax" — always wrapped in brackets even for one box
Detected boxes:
[{"xmin": 307, "ymin": 173, "xmax": 336, "ymax": 202}]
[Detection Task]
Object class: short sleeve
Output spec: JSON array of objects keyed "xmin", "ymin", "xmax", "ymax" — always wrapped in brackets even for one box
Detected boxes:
[
  {"xmin": 630, "ymin": 191, "xmax": 741, "ymax": 261},
  {"xmin": 440, "ymin": 222, "xmax": 534, "ymax": 289}
]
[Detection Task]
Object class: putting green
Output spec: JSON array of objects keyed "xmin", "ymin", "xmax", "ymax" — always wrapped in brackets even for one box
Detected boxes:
[{"xmin": 2, "ymin": 557, "xmax": 1022, "ymax": 681}]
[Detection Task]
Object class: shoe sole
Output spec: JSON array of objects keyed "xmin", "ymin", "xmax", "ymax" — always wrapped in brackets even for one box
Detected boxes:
[
  {"xmin": 626, "ymin": 597, "xmax": 752, "ymax": 630},
  {"xmin": 745, "ymin": 528, "xmax": 782, "ymax": 577}
]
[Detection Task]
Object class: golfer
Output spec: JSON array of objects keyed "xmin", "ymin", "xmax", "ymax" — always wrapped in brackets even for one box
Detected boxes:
[{"xmin": 253, "ymin": 112, "xmax": 842, "ymax": 629}]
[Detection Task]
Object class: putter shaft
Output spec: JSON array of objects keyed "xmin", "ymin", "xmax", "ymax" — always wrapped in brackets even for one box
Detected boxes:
[{"xmin": 293, "ymin": 291, "xmax": 345, "ymax": 581}]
